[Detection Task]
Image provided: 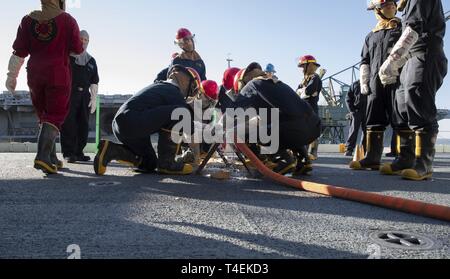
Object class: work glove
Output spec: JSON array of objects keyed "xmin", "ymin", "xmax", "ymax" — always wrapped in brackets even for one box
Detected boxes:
[
  {"xmin": 379, "ymin": 26, "xmax": 418, "ymax": 86},
  {"xmin": 359, "ymin": 64, "xmax": 371, "ymax": 95},
  {"xmin": 89, "ymin": 84, "xmax": 98, "ymax": 114},
  {"xmin": 297, "ymin": 88, "xmax": 309, "ymax": 100},
  {"xmin": 5, "ymin": 55, "xmax": 25, "ymax": 97},
  {"xmin": 346, "ymin": 113, "xmax": 353, "ymax": 121}
]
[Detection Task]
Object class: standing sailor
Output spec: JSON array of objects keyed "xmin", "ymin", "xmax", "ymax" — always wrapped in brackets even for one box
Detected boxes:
[
  {"xmin": 379, "ymin": 0, "xmax": 448, "ymax": 180},
  {"xmin": 61, "ymin": 30, "xmax": 99, "ymax": 163},
  {"xmin": 5, "ymin": 0, "xmax": 83, "ymax": 174}
]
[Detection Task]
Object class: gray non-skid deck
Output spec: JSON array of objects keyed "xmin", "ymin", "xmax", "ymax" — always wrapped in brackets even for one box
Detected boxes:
[{"xmin": 0, "ymin": 153, "xmax": 448, "ymax": 259}]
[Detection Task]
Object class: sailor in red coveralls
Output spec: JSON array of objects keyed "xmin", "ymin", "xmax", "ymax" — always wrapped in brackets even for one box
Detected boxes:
[{"xmin": 5, "ymin": 0, "xmax": 84, "ymax": 175}]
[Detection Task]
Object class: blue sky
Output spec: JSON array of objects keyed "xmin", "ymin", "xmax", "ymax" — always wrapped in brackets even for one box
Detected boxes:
[{"xmin": 1, "ymin": 0, "xmax": 450, "ymax": 137}]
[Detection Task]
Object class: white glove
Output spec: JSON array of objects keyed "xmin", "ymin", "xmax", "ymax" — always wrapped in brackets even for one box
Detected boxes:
[
  {"xmin": 379, "ymin": 68, "xmax": 399, "ymax": 85},
  {"xmin": 390, "ymin": 26, "xmax": 419, "ymax": 61},
  {"xmin": 379, "ymin": 26, "xmax": 418, "ymax": 85},
  {"xmin": 5, "ymin": 55, "xmax": 25, "ymax": 96},
  {"xmin": 89, "ymin": 84, "xmax": 98, "ymax": 114},
  {"xmin": 297, "ymin": 88, "xmax": 309, "ymax": 99},
  {"xmin": 359, "ymin": 64, "xmax": 370, "ymax": 95},
  {"xmin": 379, "ymin": 56, "xmax": 408, "ymax": 85},
  {"xmin": 361, "ymin": 84, "xmax": 370, "ymax": 95}
]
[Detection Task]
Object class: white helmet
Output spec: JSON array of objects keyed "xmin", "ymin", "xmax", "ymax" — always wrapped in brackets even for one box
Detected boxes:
[{"xmin": 367, "ymin": 0, "xmax": 398, "ymax": 11}]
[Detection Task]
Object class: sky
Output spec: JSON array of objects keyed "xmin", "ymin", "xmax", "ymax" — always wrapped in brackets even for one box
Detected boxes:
[{"xmin": 1, "ymin": 0, "xmax": 450, "ymax": 137}]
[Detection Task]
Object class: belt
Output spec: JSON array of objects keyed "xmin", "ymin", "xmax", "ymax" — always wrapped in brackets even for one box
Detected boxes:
[{"xmin": 74, "ymin": 87, "xmax": 86, "ymax": 92}]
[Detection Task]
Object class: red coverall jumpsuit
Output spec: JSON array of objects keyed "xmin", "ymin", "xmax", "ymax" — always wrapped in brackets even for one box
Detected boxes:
[{"xmin": 12, "ymin": 12, "xmax": 83, "ymax": 129}]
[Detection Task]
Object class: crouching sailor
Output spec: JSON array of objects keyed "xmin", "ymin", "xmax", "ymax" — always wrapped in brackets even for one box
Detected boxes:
[{"xmin": 94, "ymin": 65, "xmax": 203, "ymax": 176}]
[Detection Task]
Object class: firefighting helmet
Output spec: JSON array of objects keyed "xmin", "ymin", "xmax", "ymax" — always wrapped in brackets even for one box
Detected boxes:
[
  {"xmin": 201, "ymin": 80, "xmax": 219, "ymax": 101},
  {"xmin": 169, "ymin": 65, "xmax": 202, "ymax": 97},
  {"xmin": 298, "ymin": 55, "xmax": 321, "ymax": 68},
  {"xmin": 265, "ymin": 63, "xmax": 276, "ymax": 73},
  {"xmin": 233, "ymin": 68, "xmax": 247, "ymax": 94},
  {"xmin": 222, "ymin": 67, "xmax": 241, "ymax": 91},
  {"xmin": 367, "ymin": 0, "xmax": 398, "ymax": 11},
  {"xmin": 175, "ymin": 28, "xmax": 195, "ymax": 44},
  {"xmin": 233, "ymin": 63, "xmax": 263, "ymax": 94}
]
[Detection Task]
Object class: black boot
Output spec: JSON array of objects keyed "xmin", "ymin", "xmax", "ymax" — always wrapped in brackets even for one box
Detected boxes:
[
  {"xmin": 134, "ymin": 156, "xmax": 158, "ymax": 174},
  {"xmin": 34, "ymin": 123, "xmax": 59, "ymax": 174},
  {"xmin": 350, "ymin": 129, "xmax": 384, "ymax": 171},
  {"xmin": 272, "ymin": 150, "xmax": 297, "ymax": 175},
  {"xmin": 402, "ymin": 131, "xmax": 437, "ymax": 181},
  {"xmin": 157, "ymin": 130, "xmax": 193, "ymax": 175},
  {"xmin": 345, "ymin": 149, "xmax": 354, "ymax": 157},
  {"xmin": 50, "ymin": 143, "xmax": 64, "ymax": 169},
  {"xmin": 293, "ymin": 147, "xmax": 313, "ymax": 176},
  {"xmin": 77, "ymin": 154, "xmax": 91, "ymax": 162},
  {"xmin": 309, "ymin": 140, "xmax": 319, "ymax": 161},
  {"xmin": 177, "ymin": 143, "xmax": 196, "ymax": 164},
  {"xmin": 94, "ymin": 140, "xmax": 142, "ymax": 175},
  {"xmin": 385, "ymin": 152, "xmax": 397, "ymax": 158},
  {"xmin": 380, "ymin": 130, "xmax": 415, "ymax": 175}
]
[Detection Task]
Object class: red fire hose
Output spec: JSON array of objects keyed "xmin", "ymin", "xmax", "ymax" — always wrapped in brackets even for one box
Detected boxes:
[{"xmin": 235, "ymin": 143, "xmax": 450, "ymax": 222}]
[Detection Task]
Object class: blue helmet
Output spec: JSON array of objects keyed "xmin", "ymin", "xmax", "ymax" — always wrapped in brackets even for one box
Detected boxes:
[{"xmin": 265, "ymin": 63, "xmax": 276, "ymax": 73}]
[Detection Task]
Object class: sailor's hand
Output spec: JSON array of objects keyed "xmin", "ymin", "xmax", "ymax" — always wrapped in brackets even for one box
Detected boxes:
[
  {"xmin": 5, "ymin": 76, "xmax": 17, "ymax": 96},
  {"xmin": 379, "ymin": 57, "xmax": 399, "ymax": 85},
  {"xmin": 361, "ymin": 84, "xmax": 370, "ymax": 95},
  {"xmin": 379, "ymin": 72, "xmax": 398, "ymax": 86},
  {"xmin": 89, "ymin": 84, "xmax": 98, "ymax": 114}
]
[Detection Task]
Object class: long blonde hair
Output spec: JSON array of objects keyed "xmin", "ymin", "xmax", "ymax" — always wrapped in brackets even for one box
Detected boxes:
[{"xmin": 398, "ymin": 0, "xmax": 408, "ymax": 12}]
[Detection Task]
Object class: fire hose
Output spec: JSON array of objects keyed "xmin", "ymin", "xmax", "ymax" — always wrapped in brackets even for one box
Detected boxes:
[{"xmin": 235, "ymin": 143, "xmax": 450, "ymax": 222}]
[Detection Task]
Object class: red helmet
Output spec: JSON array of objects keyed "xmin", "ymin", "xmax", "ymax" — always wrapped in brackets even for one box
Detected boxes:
[
  {"xmin": 201, "ymin": 80, "xmax": 219, "ymax": 100},
  {"xmin": 222, "ymin": 67, "xmax": 241, "ymax": 91},
  {"xmin": 233, "ymin": 68, "xmax": 247, "ymax": 94},
  {"xmin": 298, "ymin": 55, "xmax": 321, "ymax": 67},
  {"xmin": 175, "ymin": 28, "xmax": 194, "ymax": 43}
]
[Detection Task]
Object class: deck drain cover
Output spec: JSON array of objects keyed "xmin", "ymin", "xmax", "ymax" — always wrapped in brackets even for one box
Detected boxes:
[
  {"xmin": 369, "ymin": 231, "xmax": 439, "ymax": 251},
  {"xmin": 89, "ymin": 181, "xmax": 122, "ymax": 187}
]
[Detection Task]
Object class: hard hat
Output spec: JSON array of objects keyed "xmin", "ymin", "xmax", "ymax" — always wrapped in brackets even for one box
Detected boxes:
[
  {"xmin": 169, "ymin": 65, "xmax": 202, "ymax": 96},
  {"xmin": 201, "ymin": 80, "xmax": 219, "ymax": 100},
  {"xmin": 367, "ymin": 0, "xmax": 398, "ymax": 11},
  {"xmin": 175, "ymin": 28, "xmax": 194, "ymax": 44},
  {"xmin": 186, "ymin": 67, "xmax": 202, "ymax": 92},
  {"xmin": 233, "ymin": 68, "xmax": 247, "ymax": 94},
  {"xmin": 233, "ymin": 63, "xmax": 263, "ymax": 94},
  {"xmin": 298, "ymin": 55, "xmax": 321, "ymax": 68},
  {"xmin": 222, "ymin": 67, "xmax": 241, "ymax": 91},
  {"xmin": 265, "ymin": 63, "xmax": 276, "ymax": 73}
]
